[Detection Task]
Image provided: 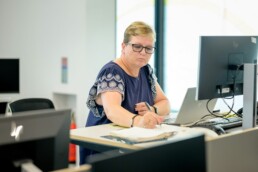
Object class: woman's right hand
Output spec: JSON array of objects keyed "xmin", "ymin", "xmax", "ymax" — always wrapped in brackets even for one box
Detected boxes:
[{"xmin": 134, "ymin": 111, "xmax": 164, "ymax": 129}]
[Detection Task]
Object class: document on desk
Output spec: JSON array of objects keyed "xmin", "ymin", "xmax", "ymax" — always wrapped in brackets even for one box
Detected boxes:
[{"xmin": 108, "ymin": 124, "xmax": 186, "ymax": 143}]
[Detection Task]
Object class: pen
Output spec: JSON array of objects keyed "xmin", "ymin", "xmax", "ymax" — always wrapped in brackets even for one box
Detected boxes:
[
  {"xmin": 161, "ymin": 122, "xmax": 181, "ymax": 126},
  {"xmin": 145, "ymin": 102, "xmax": 161, "ymax": 126},
  {"xmin": 145, "ymin": 102, "xmax": 152, "ymax": 111}
]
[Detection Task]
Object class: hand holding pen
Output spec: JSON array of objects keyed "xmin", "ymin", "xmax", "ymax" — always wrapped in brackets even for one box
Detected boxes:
[
  {"xmin": 145, "ymin": 102, "xmax": 152, "ymax": 112},
  {"xmin": 135, "ymin": 102, "xmax": 154, "ymax": 115},
  {"xmin": 134, "ymin": 102, "xmax": 163, "ymax": 128}
]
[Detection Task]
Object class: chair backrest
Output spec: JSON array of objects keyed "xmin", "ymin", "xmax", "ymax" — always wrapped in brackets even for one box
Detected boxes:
[{"xmin": 9, "ymin": 98, "xmax": 55, "ymax": 113}]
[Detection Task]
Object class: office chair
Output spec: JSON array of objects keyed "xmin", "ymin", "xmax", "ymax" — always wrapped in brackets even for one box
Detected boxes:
[{"xmin": 9, "ymin": 98, "xmax": 55, "ymax": 113}]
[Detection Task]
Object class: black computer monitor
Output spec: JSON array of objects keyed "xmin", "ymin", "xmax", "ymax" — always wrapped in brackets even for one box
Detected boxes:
[
  {"xmin": 88, "ymin": 133, "xmax": 206, "ymax": 172},
  {"xmin": 0, "ymin": 109, "xmax": 71, "ymax": 172},
  {"xmin": 196, "ymin": 36, "xmax": 258, "ymax": 100},
  {"xmin": 0, "ymin": 58, "xmax": 20, "ymax": 93}
]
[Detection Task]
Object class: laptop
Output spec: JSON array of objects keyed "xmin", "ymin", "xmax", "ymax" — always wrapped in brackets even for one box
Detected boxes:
[{"xmin": 172, "ymin": 87, "xmax": 217, "ymax": 125}]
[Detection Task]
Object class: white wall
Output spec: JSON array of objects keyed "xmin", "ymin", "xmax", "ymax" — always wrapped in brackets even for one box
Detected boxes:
[{"xmin": 0, "ymin": 0, "xmax": 116, "ymax": 127}]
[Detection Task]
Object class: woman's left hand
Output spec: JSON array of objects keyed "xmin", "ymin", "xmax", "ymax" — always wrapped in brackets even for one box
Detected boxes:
[{"xmin": 135, "ymin": 102, "xmax": 153, "ymax": 115}]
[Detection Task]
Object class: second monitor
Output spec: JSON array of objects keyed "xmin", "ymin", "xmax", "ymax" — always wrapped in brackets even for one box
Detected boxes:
[{"xmin": 196, "ymin": 36, "xmax": 258, "ymax": 100}]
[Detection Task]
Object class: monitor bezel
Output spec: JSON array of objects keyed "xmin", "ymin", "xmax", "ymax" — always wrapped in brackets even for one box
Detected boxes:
[
  {"xmin": 0, "ymin": 58, "xmax": 20, "ymax": 94},
  {"xmin": 0, "ymin": 108, "xmax": 71, "ymax": 171}
]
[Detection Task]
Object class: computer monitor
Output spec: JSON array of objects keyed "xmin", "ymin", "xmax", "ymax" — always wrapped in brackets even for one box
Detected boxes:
[
  {"xmin": 196, "ymin": 36, "xmax": 258, "ymax": 100},
  {"xmin": 88, "ymin": 133, "xmax": 206, "ymax": 172},
  {"xmin": 0, "ymin": 109, "xmax": 71, "ymax": 172},
  {"xmin": 0, "ymin": 58, "xmax": 20, "ymax": 93}
]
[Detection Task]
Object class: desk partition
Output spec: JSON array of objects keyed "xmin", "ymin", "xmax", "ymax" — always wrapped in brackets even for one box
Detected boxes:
[
  {"xmin": 88, "ymin": 133, "xmax": 206, "ymax": 172},
  {"xmin": 207, "ymin": 127, "xmax": 258, "ymax": 172}
]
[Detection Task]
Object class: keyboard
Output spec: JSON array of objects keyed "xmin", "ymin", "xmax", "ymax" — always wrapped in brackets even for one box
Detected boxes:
[
  {"xmin": 211, "ymin": 117, "xmax": 242, "ymax": 129},
  {"xmin": 196, "ymin": 116, "xmax": 243, "ymax": 130}
]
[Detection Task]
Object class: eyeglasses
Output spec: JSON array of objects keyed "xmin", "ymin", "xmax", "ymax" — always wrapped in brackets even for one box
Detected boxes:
[{"xmin": 127, "ymin": 43, "xmax": 155, "ymax": 54}]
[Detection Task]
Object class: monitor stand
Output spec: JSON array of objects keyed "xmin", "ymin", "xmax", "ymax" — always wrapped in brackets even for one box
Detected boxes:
[
  {"xmin": 243, "ymin": 63, "xmax": 257, "ymax": 129},
  {"xmin": 13, "ymin": 159, "xmax": 42, "ymax": 172}
]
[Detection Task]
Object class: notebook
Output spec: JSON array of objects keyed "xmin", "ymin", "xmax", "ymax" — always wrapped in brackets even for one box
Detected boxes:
[
  {"xmin": 106, "ymin": 124, "xmax": 217, "ymax": 144},
  {"xmin": 174, "ymin": 87, "xmax": 217, "ymax": 125},
  {"xmin": 107, "ymin": 125, "xmax": 179, "ymax": 143}
]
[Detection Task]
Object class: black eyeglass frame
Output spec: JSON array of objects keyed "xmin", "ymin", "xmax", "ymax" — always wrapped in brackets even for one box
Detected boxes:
[{"xmin": 126, "ymin": 43, "xmax": 156, "ymax": 54}]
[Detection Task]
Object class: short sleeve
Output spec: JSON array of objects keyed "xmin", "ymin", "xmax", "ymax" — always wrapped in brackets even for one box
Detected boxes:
[
  {"xmin": 86, "ymin": 65, "xmax": 125, "ymax": 118},
  {"xmin": 97, "ymin": 71, "xmax": 125, "ymax": 98}
]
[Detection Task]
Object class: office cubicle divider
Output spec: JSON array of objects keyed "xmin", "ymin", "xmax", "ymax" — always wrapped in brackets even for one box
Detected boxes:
[{"xmin": 88, "ymin": 133, "xmax": 206, "ymax": 172}]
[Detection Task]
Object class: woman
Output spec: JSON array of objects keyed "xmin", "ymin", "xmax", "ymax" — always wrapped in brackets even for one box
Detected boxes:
[{"xmin": 80, "ymin": 21, "xmax": 171, "ymax": 164}]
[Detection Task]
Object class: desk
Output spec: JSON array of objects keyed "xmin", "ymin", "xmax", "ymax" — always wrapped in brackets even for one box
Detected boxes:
[
  {"xmin": 70, "ymin": 124, "xmax": 136, "ymax": 152},
  {"xmin": 71, "ymin": 125, "xmax": 207, "ymax": 172},
  {"xmin": 71, "ymin": 124, "xmax": 258, "ymax": 172},
  {"xmin": 70, "ymin": 123, "xmax": 213, "ymax": 152}
]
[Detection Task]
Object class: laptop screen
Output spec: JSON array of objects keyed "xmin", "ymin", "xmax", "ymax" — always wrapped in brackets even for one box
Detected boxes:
[{"xmin": 175, "ymin": 87, "xmax": 217, "ymax": 124}]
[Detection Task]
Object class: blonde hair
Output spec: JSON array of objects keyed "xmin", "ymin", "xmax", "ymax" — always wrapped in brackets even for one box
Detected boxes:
[{"xmin": 123, "ymin": 21, "xmax": 156, "ymax": 43}]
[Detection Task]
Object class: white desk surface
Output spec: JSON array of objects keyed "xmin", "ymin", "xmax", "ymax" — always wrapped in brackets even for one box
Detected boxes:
[
  {"xmin": 70, "ymin": 124, "xmax": 139, "ymax": 150},
  {"xmin": 70, "ymin": 123, "xmax": 218, "ymax": 151},
  {"xmin": 70, "ymin": 121, "xmax": 258, "ymax": 172},
  {"xmin": 71, "ymin": 123, "xmax": 258, "ymax": 172}
]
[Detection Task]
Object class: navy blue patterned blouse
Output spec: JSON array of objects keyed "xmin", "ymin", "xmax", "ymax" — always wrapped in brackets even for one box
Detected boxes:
[{"xmin": 85, "ymin": 61, "xmax": 157, "ymax": 127}]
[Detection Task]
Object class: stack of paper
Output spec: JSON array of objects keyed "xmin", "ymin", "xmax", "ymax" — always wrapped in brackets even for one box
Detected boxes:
[{"xmin": 109, "ymin": 124, "xmax": 184, "ymax": 142}]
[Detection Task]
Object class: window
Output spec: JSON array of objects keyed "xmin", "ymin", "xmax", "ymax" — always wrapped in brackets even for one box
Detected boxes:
[
  {"xmin": 164, "ymin": 0, "xmax": 258, "ymax": 112},
  {"xmin": 116, "ymin": 0, "xmax": 155, "ymax": 67}
]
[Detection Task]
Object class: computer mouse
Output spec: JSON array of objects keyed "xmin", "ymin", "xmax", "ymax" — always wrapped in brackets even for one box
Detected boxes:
[{"xmin": 212, "ymin": 125, "xmax": 226, "ymax": 135}]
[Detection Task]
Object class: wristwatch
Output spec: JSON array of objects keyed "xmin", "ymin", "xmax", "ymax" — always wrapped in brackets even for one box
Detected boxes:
[
  {"xmin": 131, "ymin": 115, "xmax": 138, "ymax": 127},
  {"xmin": 153, "ymin": 106, "xmax": 158, "ymax": 114}
]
